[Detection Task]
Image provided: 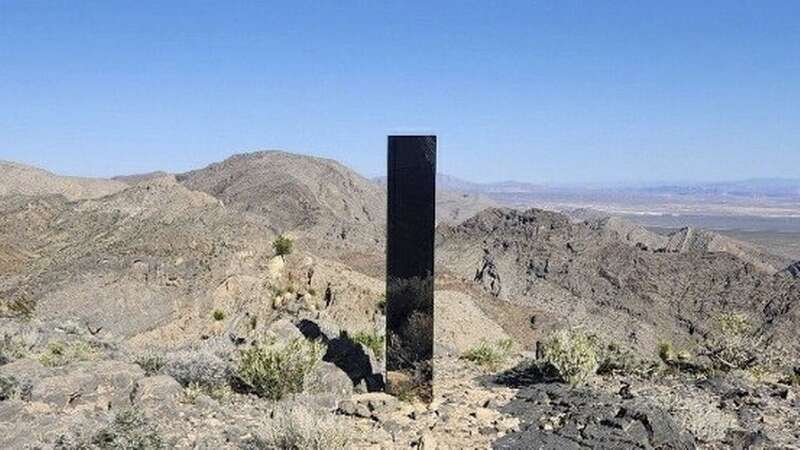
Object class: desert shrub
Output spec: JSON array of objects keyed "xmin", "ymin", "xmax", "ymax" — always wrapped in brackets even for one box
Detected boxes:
[
  {"xmin": 91, "ymin": 408, "xmax": 165, "ymax": 449},
  {"xmin": 779, "ymin": 367, "xmax": 800, "ymax": 386},
  {"xmin": 0, "ymin": 333, "xmax": 28, "ymax": 365},
  {"xmin": 0, "ymin": 295, "xmax": 35, "ymax": 320},
  {"xmin": 655, "ymin": 340, "xmax": 714, "ymax": 375},
  {"xmin": 349, "ymin": 331, "xmax": 386, "ymax": 360},
  {"xmin": 462, "ymin": 339, "xmax": 514, "ymax": 371},
  {"xmin": 133, "ymin": 350, "xmax": 167, "ymax": 376},
  {"xmin": 657, "ymin": 341, "xmax": 692, "ymax": 365},
  {"xmin": 163, "ymin": 348, "xmax": 231, "ymax": 389},
  {"xmin": 272, "ymin": 235, "xmax": 294, "ymax": 258},
  {"xmin": 0, "ymin": 374, "xmax": 31, "ymax": 401},
  {"xmin": 247, "ymin": 404, "xmax": 349, "ymax": 450},
  {"xmin": 702, "ymin": 312, "xmax": 764, "ymax": 371},
  {"xmin": 594, "ymin": 341, "xmax": 658, "ymax": 377},
  {"xmin": 237, "ymin": 338, "xmax": 325, "ymax": 400},
  {"xmin": 212, "ymin": 309, "xmax": 226, "ymax": 321},
  {"xmin": 541, "ymin": 329, "xmax": 598, "ymax": 386},
  {"xmin": 182, "ymin": 382, "xmax": 233, "ymax": 404},
  {"xmin": 39, "ymin": 340, "xmax": 96, "ymax": 367}
]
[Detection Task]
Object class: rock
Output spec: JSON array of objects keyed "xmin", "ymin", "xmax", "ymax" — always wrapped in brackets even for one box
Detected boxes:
[
  {"xmin": 418, "ymin": 432, "xmax": 436, "ymax": 449},
  {"xmin": 30, "ymin": 360, "xmax": 144, "ymax": 410},
  {"xmin": 471, "ymin": 407, "xmax": 499, "ymax": 423},
  {"xmin": 305, "ymin": 361, "xmax": 353, "ymax": 397},
  {"xmin": 495, "ymin": 384, "xmax": 695, "ymax": 450},
  {"xmin": 133, "ymin": 375, "xmax": 182, "ymax": 412}
]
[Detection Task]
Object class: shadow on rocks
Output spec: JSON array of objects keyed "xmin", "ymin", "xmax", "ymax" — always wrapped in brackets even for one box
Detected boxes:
[
  {"xmin": 481, "ymin": 361, "xmax": 697, "ymax": 450},
  {"xmin": 296, "ymin": 319, "xmax": 384, "ymax": 392}
]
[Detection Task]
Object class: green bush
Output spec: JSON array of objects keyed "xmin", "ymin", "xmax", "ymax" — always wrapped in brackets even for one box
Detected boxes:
[
  {"xmin": 462, "ymin": 339, "xmax": 514, "ymax": 371},
  {"xmin": 272, "ymin": 235, "xmax": 294, "ymax": 258},
  {"xmin": 212, "ymin": 309, "xmax": 226, "ymax": 321},
  {"xmin": 541, "ymin": 329, "xmax": 598, "ymax": 386},
  {"xmin": 39, "ymin": 341, "xmax": 96, "ymax": 367},
  {"xmin": 349, "ymin": 331, "xmax": 386, "ymax": 360},
  {"xmin": 237, "ymin": 338, "xmax": 325, "ymax": 400}
]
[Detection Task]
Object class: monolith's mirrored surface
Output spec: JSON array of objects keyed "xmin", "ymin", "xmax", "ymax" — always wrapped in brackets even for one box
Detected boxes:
[{"xmin": 386, "ymin": 135, "xmax": 436, "ymax": 402}]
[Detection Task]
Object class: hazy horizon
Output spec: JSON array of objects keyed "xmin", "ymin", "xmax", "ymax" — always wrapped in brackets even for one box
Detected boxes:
[
  {"xmin": 2, "ymin": 1, "xmax": 799, "ymax": 184},
  {"xmin": 5, "ymin": 150, "xmax": 800, "ymax": 190}
]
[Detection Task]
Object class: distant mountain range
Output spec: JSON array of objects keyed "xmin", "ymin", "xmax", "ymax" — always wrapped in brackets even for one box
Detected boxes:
[{"xmin": 374, "ymin": 173, "xmax": 800, "ymax": 199}]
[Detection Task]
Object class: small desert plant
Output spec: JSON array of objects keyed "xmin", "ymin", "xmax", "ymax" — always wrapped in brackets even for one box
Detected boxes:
[
  {"xmin": 0, "ymin": 295, "xmax": 35, "ymax": 320},
  {"xmin": 134, "ymin": 350, "xmax": 167, "ymax": 376},
  {"xmin": 0, "ymin": 333, "xmax": 28, "ymax": 365},
  {"xmin": 0, "ymin": 374, "xmax": 31, "ymax": 401},
  {"xmin": 39, "ymin": 340, "xmax": 96, "ymax": 367},
  {"xmin": 657, "ymin": 341, "xmax": 691, "ymax": 365},
  {"xmin": 376, "ymin": 296, "xmax": 386, "ymax": 313},
  {"xmin": 702, "ymin": 312, "xmax": 764, "ymax": 371},
  {"xmin": 462, "ymin": 339, "xmax": 514, "ymax": 371},
  {"xmin": 237, "ymin": 338, "xmax": 325, "ymax": 400},
  {"xmin": 91, "ymin": 408, "xmax": 165, "ymax": 449},
  {"xmin": 212, "ymin": 309, "xmax": 226, "ymax": 321},
  {"xmin": 247, "ymin": 404, "xmax": 349, "ymax": 450},
  {"xmin": 593, "ymin": 340, "xmax": 658, "ymax": 378},
  {"xmin": 541, "ymin": 329, "xmax": 598, "ymax": 386},
  {"xmin": 182, "ymin": 382, "xmax": 233, "ymax": 404},
  {"xmin": 349, "ymin": 331, "xmax": 386, "ymax": 360},
  {"xmin": 163, "ymin": 348, "xmax": 231, "ymax": 389},
  {"xmin": 272, "ymin": 235, "xmax": 294, "ymax": 258}
]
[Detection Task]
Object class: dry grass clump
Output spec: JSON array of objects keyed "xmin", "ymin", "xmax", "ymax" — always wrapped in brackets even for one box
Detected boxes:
[
  {"xmin": 237, "ymin": 338, "xmax": 325, "ymax": 400},
  {"xmin": 90, "ymin": 408, "xmax": 165, "ymax": 449},
  {"xmin": 0, "ymin": 295, "xmax": 35, "ymax": 319},
  {"xmin": 462, "ymin": 338, "xmax": 514, "ymax": 371},
  {"xmin": 39, "ymin": 340, "xmax": 97, "ymax": 367},
  {"xmin": 247, "ymin": 404, "xmax": 349, "ymax": 450}
]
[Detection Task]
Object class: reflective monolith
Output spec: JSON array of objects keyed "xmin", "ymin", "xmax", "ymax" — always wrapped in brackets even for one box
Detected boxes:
[{"xmin": 386, "ymin": 135, "xmax": 436, "ymax": 402}]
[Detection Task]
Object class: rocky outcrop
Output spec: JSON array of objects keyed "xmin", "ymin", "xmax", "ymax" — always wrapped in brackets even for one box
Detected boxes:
[{"xmin": 437, "ymin": 208, "xmax": 800, "ymax": 357}]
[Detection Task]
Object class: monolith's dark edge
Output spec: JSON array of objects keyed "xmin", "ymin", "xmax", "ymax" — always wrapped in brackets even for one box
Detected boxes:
[{"xmin": 386, "ymin": 135, "xmax": 436, "ymax": 402}]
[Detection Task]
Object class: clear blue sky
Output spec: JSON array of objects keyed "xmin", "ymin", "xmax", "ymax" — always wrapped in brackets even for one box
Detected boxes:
[{"xmin": 1, "ymin": 1, "xmax": 798, "ymax": 184}]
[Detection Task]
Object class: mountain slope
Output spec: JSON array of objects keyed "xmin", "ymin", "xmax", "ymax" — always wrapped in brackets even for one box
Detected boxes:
[
  {"xmin": 0, "ymin": 160, "xmax": 126, "ymax": 200},
  {"xmin": 436, "ymin": 208, "xmax": 800, "ymax": 356},
  {"xmin": 177, "ymin": 151, "xmax": 386, "ymax": 249}
]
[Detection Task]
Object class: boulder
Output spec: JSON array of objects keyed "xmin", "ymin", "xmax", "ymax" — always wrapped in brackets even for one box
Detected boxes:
[{"xmin": 133, "ymin": 375, "xmax": 182, "ymax": 413}]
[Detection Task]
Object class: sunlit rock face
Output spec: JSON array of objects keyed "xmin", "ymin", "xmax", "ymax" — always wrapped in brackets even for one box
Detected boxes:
[{"xmin": 386, "ymin": 136, "xmax": 436, "ymax": 402}]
